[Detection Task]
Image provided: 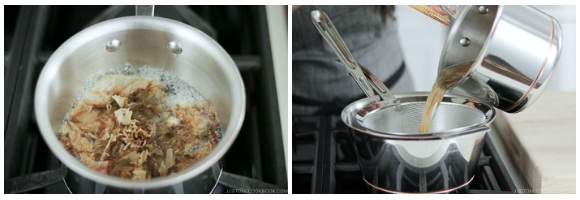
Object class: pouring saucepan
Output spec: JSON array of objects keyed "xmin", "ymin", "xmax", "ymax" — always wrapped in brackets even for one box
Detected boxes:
[{"xmin": 440, "ymin": 5, "xmax": 562, "ymax": 113}]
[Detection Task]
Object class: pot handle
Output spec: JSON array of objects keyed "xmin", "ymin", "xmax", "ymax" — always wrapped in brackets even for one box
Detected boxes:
[{"xmin": 135, "ymin": 5, "xmax": 155, "ymax": 16}]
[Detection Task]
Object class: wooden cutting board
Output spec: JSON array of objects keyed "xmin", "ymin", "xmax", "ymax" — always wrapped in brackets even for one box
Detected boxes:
[{"xmin": 493, "ymin": 91, "xmax": 576, "ymax": 193}]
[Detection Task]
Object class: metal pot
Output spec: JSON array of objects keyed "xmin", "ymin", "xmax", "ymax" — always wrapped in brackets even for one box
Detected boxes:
[
  {"xmin": 342, "ymin": 93, "xmax": 495, "ymax": 193},
  {"xmin": 34, "ymin": 10, "xmax": 246, "ymax": 193},
  {"xmin": 440, "ymin": 5, "xmax": 563, "ymax": 113}
]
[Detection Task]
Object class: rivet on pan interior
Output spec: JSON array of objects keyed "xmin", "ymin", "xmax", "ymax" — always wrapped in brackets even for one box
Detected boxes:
[
  {"xmin": 393, "ymin": 99, "xmax": 402, "ymax": 111},
  {"xmin": 168, "ymin": 41, "xmax": 183, "ymax": 54},
  {"xmin": 106, "ymin": 39, "xmax": 121, "ymax": 52},
  {"xmin": 479, "ymin": 6, "xmax": 489, "ymax": 14},
  {"xmin": 459, "ymin": 37, "xmax": 470, "ymax": 47}
]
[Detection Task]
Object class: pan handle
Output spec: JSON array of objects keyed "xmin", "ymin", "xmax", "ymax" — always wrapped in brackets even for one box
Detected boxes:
[
  {"xmin": 312, "ymin": 10, "xmax": 398, "ymax": 102},
  {"xmin": 135, "ymin": 5, "xmax": 155, "ymax": 16},
  {"xmin": 311, "ymin": 10, "xmax": 376, "ymax": 98}
]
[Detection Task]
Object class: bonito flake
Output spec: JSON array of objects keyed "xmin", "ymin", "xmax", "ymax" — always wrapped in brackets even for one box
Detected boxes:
[{"xmin": 59, "ymin": 74, "xmax": 221, "ymax": 180}]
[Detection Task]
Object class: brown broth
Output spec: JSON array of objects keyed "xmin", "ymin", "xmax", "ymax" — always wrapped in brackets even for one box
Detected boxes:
[{"xmin": 418, "ymin": 61, "xmax": 474, "ymax": 133}]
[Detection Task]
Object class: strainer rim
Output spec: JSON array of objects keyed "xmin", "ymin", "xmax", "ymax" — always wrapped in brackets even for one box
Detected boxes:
[{"xmin": 341, "ymin": 93, "xmax": 496, "ymax": 140}]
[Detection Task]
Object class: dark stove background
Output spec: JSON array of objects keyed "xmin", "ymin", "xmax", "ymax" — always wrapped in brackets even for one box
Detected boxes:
[
  {"xmin": 4, "ymin": 5, "xmax": 287, "ymax": 193},
  {"xmin": 292, "ymin": 115, "xmax": 517, "ymax": 194}
]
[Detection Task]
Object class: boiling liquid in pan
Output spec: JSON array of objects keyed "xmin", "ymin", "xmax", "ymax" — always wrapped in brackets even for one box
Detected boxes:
[
  {"xmin": 418, "ymin": 61, "xmax": 474, "ymax": 133},
  {"xmin": 60, "ymin": 65, "xmax": 223, "ymax": 180}
]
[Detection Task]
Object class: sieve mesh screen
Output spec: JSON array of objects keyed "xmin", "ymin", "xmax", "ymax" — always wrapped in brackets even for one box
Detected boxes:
[{"xmin": 360, "ymin": 102, "xmax": 485, "ymax": 134}]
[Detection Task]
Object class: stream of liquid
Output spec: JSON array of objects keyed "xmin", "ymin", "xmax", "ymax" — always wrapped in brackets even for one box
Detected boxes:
[{"xmin": 418, "ymin": 61, "xmax": 474, "ymax": 133}]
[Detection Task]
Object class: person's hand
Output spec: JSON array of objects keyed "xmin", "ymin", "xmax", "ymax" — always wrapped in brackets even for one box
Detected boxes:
[
  {"xmin": 427, "ymin": 5, "xmax": 457, "ymax": 16},
  {"xmin": 411, "ymin": 5, "xmax": 459, "ymax": 25},
  {"xmin": 428, "ymin": 5, "xmax": 458, "ymax": 18}
]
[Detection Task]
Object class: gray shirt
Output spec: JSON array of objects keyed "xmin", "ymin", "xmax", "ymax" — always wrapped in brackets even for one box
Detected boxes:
[{"xmin": 293, "ymin": 5, "xmax": 414, "ymax": 115}]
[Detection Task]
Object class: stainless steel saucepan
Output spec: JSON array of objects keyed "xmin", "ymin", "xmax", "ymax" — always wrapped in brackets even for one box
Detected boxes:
[
  {"xmin": 342, "ymin": 93, "xmax": 495, "ymax": 193},
  {"xmin": 34, "ymin": 6, "xmax": 246, "ymax": 193},
  {"xmin": 440, "ymin": 5, "xmax": 563, "ymax": 113}
]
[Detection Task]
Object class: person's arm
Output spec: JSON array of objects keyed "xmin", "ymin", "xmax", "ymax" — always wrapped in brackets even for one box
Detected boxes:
[{"xmin": 292, "ymin": 5, "xmax": 301, "ymax": 11}]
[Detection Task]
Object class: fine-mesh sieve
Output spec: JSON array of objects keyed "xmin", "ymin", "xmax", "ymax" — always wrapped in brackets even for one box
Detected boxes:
[
  {"xmin": 345, "ymin": 93, "xmax": 495, "ymax": 139},
  {"xmin": 361, "ymin": 102, "xmax": 485, "ymax": 134}
]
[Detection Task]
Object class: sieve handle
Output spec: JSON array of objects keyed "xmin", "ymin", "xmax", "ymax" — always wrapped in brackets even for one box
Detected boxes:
[
  {"xmin": 359, "ymin": 63, "xmax": 398, "ymax": 101},
  {"xmin": 334, "ymin": 60, "xmax": 397, "ymax": 101},
  {"xmin": 311, "ymin": 10, "xmax": 376, "ymax": 98},
  {"xmin": 311, "ymin": 10, "xmax": 397, "ymax": 101}
]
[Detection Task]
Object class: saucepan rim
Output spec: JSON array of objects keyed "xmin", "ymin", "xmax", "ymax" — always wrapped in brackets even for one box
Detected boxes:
[{"xmin": 341, "ymin": 92, "xmax": 496, "ymax": 140}]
